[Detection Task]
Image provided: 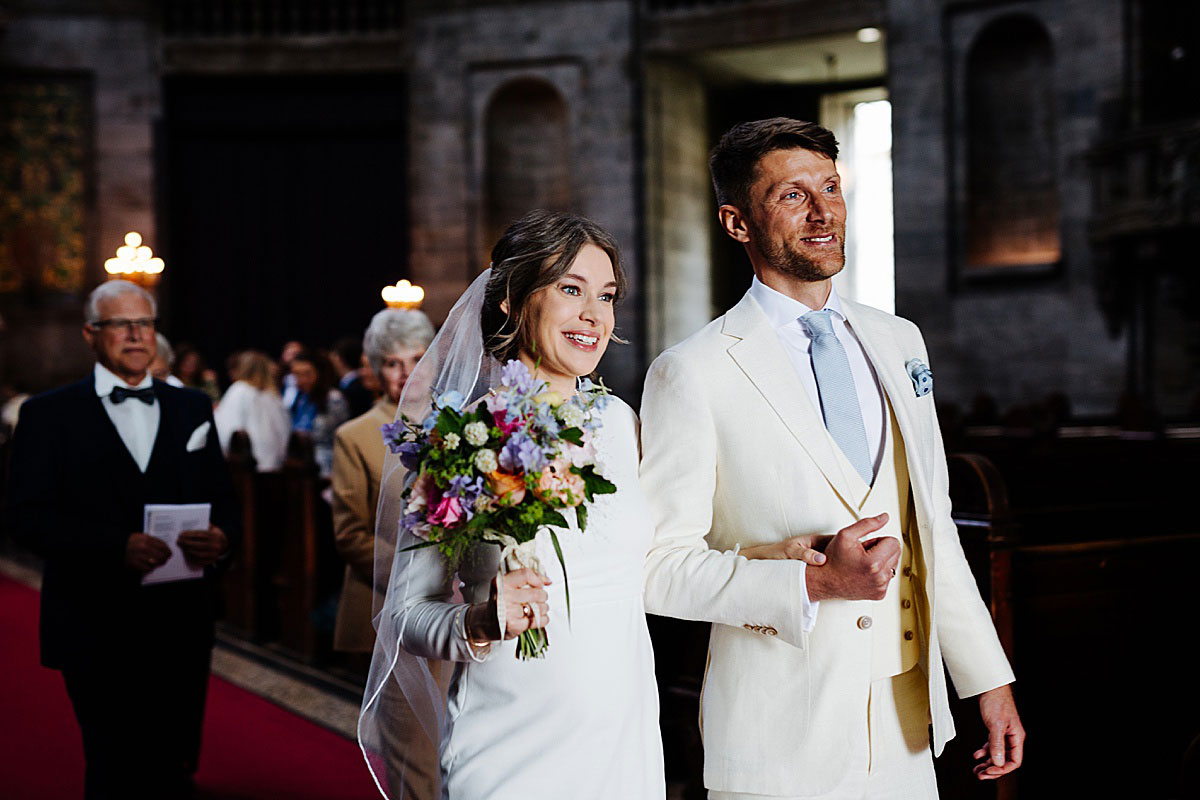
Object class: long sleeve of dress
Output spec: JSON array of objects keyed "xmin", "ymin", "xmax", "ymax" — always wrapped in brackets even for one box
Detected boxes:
[{"xmin": 390, "ymin": 536, "xmax": 495, "ymax": 663}]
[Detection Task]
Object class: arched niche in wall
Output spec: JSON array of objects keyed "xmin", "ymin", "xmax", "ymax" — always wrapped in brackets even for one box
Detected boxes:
[
  {"xmin": 483, "ymin": 79, "xmax": 572, "ymax": 261},
  {"xmin": 964, "ymin": 15, "xmax": 1060, "ymax": 272}
]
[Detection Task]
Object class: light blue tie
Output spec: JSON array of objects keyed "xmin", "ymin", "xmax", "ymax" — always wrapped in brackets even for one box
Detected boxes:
[{"xmin": 801, "ymin": 310, "xmax": 873, "ymax": 484}]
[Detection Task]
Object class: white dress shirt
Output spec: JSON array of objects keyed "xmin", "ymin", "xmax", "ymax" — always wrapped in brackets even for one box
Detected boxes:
[
  {"xmin": 749, "ymin": 277, "xmax": 887, "ymax": 480},
  {"xmin": 747, "ymin": 278, "xmax": 888, "ymax": 632},
  {"xmin": 94, "ymin": 363, "xmax": 160, "ymax": 473}
]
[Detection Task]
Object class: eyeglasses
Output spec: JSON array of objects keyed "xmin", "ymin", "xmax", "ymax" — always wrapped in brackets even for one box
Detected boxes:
[{"xmin": 90, "ymin": 317, "xmax": 157, "ymax": 334}]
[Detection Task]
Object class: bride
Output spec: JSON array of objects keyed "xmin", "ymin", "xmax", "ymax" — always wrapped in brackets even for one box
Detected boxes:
[{"xmin": 359, "ymin": 210, "xmax": 666, "ymax": 799}]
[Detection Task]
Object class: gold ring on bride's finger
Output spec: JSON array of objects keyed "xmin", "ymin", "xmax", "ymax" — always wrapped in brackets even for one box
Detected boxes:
[
  {"xmin": 889, "ymin": 567, "xmax": 896, "ymax": 577},
  {"xmin": 521, "ymin": 603, "xmax": 532, "ymax": 618}
]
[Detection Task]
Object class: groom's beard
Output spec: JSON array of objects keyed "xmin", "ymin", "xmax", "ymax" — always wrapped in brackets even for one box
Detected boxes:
[{"xmin": 747, "ymin": 215, "xmax": 847, "ymax": 283}]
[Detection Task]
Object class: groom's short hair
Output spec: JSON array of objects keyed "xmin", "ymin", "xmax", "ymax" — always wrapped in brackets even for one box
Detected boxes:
[{"xmin": 709, "ymin": 118, "xmax": 839, "ymax": 215}]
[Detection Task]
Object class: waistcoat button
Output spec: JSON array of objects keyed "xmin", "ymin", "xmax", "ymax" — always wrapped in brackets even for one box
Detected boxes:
[{"xmin": 857, "ymin": 615, "xmax": 873, "ymax": 630}]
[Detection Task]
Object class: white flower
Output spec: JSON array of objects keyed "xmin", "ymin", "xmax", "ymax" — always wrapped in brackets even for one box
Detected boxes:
[
  {"xmin": 463, "ymin": 421, "xmax": 488, "ymax": 447},
  {"xmin": 444, "ymin": 433, "xmax": 461, "ymax": 450},
  {"xmin": 474, "ymin": 448, "xmax": 498, "ymax": 474},
  {"xmin": 557, "ymin": 403, "xmax": 585, "ymax": 429}
]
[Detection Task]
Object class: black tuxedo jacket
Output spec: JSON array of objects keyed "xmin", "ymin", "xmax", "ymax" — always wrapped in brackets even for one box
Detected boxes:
[{"xmin": 4, "ymin": 373, "xmax": 238, "ymax": 669}]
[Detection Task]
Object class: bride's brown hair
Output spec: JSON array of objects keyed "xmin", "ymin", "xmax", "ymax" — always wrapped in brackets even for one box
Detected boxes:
[{"xmin": 481, "ymin": 209, "xmax": 627, "ymax": 364}]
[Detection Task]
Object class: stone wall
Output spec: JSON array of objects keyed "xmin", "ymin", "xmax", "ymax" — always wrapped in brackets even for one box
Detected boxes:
[
  {"xmin": 1, "ymin": 6, "xmax": 159, "ymax": 389},
  {"xmin": 888, "ymin": 0, "xmax": 1128, "ymax": 417},
  {"xmin": 405, "ymin": 0, "xmax": 642, "ymax": 398}
]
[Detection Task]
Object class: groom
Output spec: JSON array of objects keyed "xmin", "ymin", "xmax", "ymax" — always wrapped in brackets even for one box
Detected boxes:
[{"xmin": 641, "ymin": 118, "xmax": 1023, "ymax": 799}]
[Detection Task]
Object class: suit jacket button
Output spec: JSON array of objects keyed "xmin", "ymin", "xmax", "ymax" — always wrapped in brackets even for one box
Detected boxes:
[
  {"xmin": 901, "ymin": 599, "xmax": 912, "ymax": 609},
  {"xmin": 904, "ymin": 630, "xmax": 915, "ymax": 641},
  {"xmin": 765, "ymin": 626, "xmax": 778, "ymax": 636},
  {"xmin": 857, "ymin": 615, "xmax": 873, "ymax": 630},
  {"xmin": 743, "ymin": 623, "xmax": 755, "ymax": 631},
  {"xmin": 903, "ymin": 566, "xmax": 913, "ymax": 577}
]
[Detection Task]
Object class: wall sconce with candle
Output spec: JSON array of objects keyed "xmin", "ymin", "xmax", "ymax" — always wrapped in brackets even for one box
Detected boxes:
[
  {"xmin": 382, "ymin": 279, "xmax": 425, "ymax": 310},
  {"xmin": 104, "ymin": 232, "xmax": 164, "ymax": 289}
]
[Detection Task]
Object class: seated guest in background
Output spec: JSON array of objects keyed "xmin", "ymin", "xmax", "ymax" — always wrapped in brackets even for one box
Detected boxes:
[
  {"xmin": 288, "ymin": 348, "xmax": 348, "ymax": 477},
  {"xmin": 150, "ymin": 333, "xmax": 185, "ymax": 387},
  {"xmin": 214, "ymin": 350, "xmax": 290, "ymax": 471},
  {"xmin": 3, "ymin": 279, "xmax": 237, "ymax": 800},
  {"xmin": 331, "ymin": 307, "xmax": 435, "ymax": 796},
  {"xmin": 279, "ymin": 339, "xmax": 304, "ymax": 409},
  {"xmin": 330, "ymin": 336, "xmax": 374, "ymax": 419},
  {"xmin": 172, "ymin": 342, "xmax": 221, "ymax": 406}
]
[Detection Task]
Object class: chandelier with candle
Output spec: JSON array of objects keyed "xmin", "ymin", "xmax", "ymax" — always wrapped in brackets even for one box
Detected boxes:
[
  {"xmin": 104, "ymin": 232, "xmax": 165, "ymax": 288},
  {"xmin": 382, "ymin": 279, "xmax": 425, "ymax": 310}
]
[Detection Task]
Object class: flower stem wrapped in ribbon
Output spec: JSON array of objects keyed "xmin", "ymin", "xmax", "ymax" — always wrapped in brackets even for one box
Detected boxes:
[{"xmin": 382, "ymin": 360, "xmax": 616, "ymax": 659}]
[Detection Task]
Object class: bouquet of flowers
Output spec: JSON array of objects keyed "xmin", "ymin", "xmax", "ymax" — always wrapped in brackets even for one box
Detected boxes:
[{"xmin": 381, "ymin": 360, "xmax": 616, "ymax": 659}]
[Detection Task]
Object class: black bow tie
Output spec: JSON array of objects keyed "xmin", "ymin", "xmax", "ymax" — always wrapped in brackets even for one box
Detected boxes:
[{"xmin": 110, "ymin": 385, "xmax": 155, "ymax": 405}]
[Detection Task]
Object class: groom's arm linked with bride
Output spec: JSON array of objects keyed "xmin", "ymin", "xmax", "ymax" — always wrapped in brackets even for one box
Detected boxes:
[{"xmin": 639, "ymin": 117, "xmax": 1022, "ymax": 800}]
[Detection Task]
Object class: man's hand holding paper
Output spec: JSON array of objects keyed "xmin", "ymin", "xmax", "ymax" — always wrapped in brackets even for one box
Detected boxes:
[
  {"xmin": 178, "ymin": 524, "xmax": 228, "ymax": 568},
  {"xmin": 141, "ymin": 503, "xmax": 212, "ymax": 585}
]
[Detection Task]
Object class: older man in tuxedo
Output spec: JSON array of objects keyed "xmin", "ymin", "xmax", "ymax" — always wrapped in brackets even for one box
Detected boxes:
[
  {"xmin": 641, "ymin": 119, "xmax": 1024, "ymax": 799},
  {"xmin": 5, "ymin": 280, "xmax": 237, "ymax": 799}
]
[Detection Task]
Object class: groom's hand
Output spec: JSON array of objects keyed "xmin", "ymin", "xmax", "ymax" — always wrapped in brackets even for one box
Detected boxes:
[
  {"xmin": 973, "ymin": 684, "xmax": 1024, "ymax": 780},
  {"xmin": 804, "ymin": 514, "xmax": 899, "ymax": 602}
]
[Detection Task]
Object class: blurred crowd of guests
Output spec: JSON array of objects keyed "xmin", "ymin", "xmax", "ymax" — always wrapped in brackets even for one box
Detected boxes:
[{"xmin": 0, "ymin": 309, "xmax": 438, "ymax": 481}]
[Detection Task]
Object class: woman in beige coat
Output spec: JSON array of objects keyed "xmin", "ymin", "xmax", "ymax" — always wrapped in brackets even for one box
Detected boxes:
[
  {"xmin": 332, "ymin": 307, "xmax": 438, "ymax": 798},
  {"xmin": 331, "ymin": 308, "xmax": 435, "ymax": 654}
]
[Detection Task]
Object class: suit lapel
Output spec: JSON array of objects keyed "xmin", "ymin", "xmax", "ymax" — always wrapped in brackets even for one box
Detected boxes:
[
  {"xmin": 83, "ymin": 375, "xmax": 147, "ymax": 480},
  {"xmin": 840, "ymin": 302, "xmax": 934, "ymax": 520},
  {"xmin": 144, "ymin": 381, "xmax": 175, "ymax": 478},
  {"xmin": 723, "ymin": 293, "xmax": 862, "ymax": 510}
]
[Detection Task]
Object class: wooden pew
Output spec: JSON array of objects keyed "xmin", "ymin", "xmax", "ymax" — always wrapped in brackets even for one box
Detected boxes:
[
  {"xmin": 221, "ymin": 431, "xmax": 259, "ymax": 636},
  {"xmin": 218, "ymin": 432, "xmax": 340, "ymax": 665},
  {"xmin": 939, "ymin": 437, "xmax": 1200, "ymax": 799},
  {"xmin": 259, "ymin": 434, "xmax": 342, "ymax": 663}
]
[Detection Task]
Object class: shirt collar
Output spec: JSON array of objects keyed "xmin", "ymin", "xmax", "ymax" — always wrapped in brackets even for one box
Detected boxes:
[
  {"xmin": 749, "ymin": 276, "xmax": 845, "ymax": 329},
  {"xmin": 94, "ymin": 362, "xmax": 153, "ymax": 397}
]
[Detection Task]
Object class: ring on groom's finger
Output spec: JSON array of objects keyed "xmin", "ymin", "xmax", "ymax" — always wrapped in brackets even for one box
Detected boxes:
[{"xmin": 521, "ymin": 603, "xmax": 532, "ymax": 618}]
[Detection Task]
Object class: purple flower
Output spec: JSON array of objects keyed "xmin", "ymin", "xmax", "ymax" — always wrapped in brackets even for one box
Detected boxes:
[
  {"xmin": 498, "ymin": 432, "xmax": 546, "ymax": 474},
  {"xmin": 380, "ymin": 421, "xmax": 406, "ymax": 452},
  {"xmin": 397, "ymin": 440, "xmax": 422, "ymax": 470},
  {"xmin": 447, "ymin": 474, "xmax": 486, "ymax": 520},
  {"xmin": 501, "ymin": 360, "xmax": 536, "ymax": 395}
]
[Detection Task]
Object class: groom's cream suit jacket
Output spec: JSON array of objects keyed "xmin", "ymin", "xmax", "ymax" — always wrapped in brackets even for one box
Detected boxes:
[{"xmin": 640, "ymin": 290, "xmax": 1014, "ymax": 796}]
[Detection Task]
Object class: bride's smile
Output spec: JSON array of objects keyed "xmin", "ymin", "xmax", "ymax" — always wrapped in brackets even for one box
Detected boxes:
[{"xmin": 518, "ymin": 243, "xmax": 617, "ymax": 396}]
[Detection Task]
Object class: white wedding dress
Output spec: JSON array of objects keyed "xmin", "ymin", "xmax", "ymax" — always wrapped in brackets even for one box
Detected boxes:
[{"xmin": 389, "ymin": 395, "xmax": 665, "ymax": 800}]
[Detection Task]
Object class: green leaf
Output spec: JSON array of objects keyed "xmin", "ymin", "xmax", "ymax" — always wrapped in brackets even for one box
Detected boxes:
[
  {"xmin": 399, "ymin": 538, "xmax": 441, "ymax": 552},
  {"xmin": 548, "ymin": 529, "xmax": 572, "ymax": 624},
  {"xmin": 559, "ymin": 427, "xmax": 584, "ymax": 446},
  {"xmin": 576, "ymin": 503, "xmax": 588, "ymax": 533},
  {"xmin": 543, "ymin": 509, "xmax": 569, "ymax": 529}
]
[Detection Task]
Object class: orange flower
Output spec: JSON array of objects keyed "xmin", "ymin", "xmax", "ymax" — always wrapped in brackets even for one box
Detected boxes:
[{"xmin": 485, "ymin": 470, "xmax": 526, "ymax": 505}]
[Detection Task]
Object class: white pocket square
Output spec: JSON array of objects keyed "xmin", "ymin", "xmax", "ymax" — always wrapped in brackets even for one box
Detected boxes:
[{"xmin": 186, "ymin": 421, "xmax": 211, "ymax": 452}]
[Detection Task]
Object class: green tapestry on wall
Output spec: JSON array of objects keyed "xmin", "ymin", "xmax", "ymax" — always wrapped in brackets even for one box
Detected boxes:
[{"xmin": 0, "ymin": 75, "xmax": 92, "ymax": 294}]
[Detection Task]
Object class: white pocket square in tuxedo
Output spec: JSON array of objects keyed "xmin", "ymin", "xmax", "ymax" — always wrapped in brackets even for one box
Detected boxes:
[{"xmin": 186, "ymin": 421, "xmax": 211, "ymax": 452}]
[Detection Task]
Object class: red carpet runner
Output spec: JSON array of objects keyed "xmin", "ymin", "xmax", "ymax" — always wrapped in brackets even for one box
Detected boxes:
[{"xmin": 0, "ymin": 574, "xmax": 381, "ymax": 799}]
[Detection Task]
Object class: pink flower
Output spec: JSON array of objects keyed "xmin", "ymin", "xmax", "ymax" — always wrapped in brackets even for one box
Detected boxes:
[
  {"xmin": 405, "ymin": 470, "xmax": 437, "ymax": 517},
  {"xmin": 493, "ymin": 409, "xmax": 525, "ymax": 437},
  {"xmin": 533, "ymin": 458, "xmax": 587, "ymax": 507},
  {"xmin": 564, "ymin": 432, "xmax": 598, "ymax": 468},
  {"xmin": 428, "ymin": 495, "xmax": 465, "ymax": 528}
]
